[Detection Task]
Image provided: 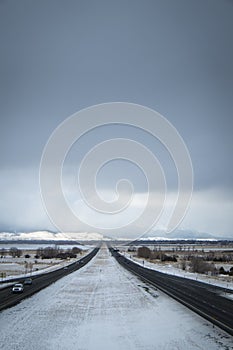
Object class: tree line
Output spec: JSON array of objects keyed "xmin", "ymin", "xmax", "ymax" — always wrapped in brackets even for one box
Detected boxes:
[{"xmin": 0, "ymin": 246, "xmax": 82, "ymax": 260}]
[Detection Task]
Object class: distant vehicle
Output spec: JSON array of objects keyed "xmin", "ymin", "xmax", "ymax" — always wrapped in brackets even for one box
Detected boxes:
[
  {"xmin": 12, "ymin": 283, "xmax": 24, "ymax": 293},
  {"xmin": 24, "ymin": 278, "xmax": 32, "ymax": 285},
  {"xmin": 63, "ymin": 267, "xmax": 68, "ymax": 270}
]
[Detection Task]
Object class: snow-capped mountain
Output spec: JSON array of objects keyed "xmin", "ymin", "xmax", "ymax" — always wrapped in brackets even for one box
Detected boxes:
[
  {"xmin": 138, "ymin": 229, "xmax": 231, "ymax": 241},
  {"xmin": 0, "ymin": 229, "xmax": 231, "ymax": 242},
  {"xmin": 0, "ymin": 231, "xmax": 104, "ymax": 241}
]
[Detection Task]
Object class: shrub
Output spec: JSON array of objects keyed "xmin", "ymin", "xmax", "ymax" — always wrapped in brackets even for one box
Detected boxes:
[
  {"xmin": 9, "ymin": 247, "xmax": 22, "ymax": 258},
  {"xmin": 137, "ymin": 246, "xmax": 151, "ymax": 259},
  {"xmin": 180, "ymin": 260, "xmax": 187, "ymax": 271},
  {"xmin": 219, "ymin": 266, "xmax": 227, "ymax": 275},
  {"xmin": 71, "ymin": 247, "xmax": 82, "ymax": 254},
  {"xmin": 189, "ymin": 257, "xmax": 214, "ymax": 274}
]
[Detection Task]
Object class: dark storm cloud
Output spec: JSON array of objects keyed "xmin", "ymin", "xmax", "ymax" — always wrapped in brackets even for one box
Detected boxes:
[{"xmin": 0, "ymin": 0, "xmax": 232, "ymax": 233}]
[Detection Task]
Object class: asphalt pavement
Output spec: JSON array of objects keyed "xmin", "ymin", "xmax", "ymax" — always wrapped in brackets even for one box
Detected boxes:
[
  {"xmin": 0, "ymin": 247, "xmax": 99, "ymax": 312},
  {"xmin": 110, "ymin": 247, "xmax": 233, "ymax": 336}
]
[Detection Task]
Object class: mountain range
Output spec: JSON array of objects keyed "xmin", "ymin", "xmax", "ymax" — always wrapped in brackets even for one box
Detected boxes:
[
  {"xmin": 0, "ymin": 231, "xmax": 104, "ymax": 241},
  {"xmin": 0, "ymin": 229, "xmax": 232, "ymax": 241}
]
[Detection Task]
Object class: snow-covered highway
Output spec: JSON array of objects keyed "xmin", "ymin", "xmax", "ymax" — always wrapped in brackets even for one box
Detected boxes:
[{"xmin": 0, "ymin": 245, "xmax": 232, "ymax": 350}]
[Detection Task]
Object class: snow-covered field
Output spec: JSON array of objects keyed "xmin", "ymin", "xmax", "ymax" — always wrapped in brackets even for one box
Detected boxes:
[
  {"xmin": 0, "ymin": 243, "xmax": 88, "ymax": 250},
  {"xmin": 0, "ymin": 244, "xmax": 91, "ymax": 281},
  {"xmin": 0, "ymin": 245, "xmax": 232, "ymax": 350},
  {"xmin": 0, "ymin": 250, "xmax": 87, "ymax": 290},
  {"xmin": 0, "ymin": 256, "xmax": 80, "ymax": 286}
]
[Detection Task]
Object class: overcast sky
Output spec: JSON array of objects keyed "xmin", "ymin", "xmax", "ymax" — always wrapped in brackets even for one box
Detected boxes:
[{"xmin": 0, "ymin": 0, "xmax": 233, "ymax": 237}]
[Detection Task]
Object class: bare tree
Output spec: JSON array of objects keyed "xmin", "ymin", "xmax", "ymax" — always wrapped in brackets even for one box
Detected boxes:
[
  {"xmin": 72, "ymin": 247, "xmax": 82, "ymax": 254},
  {"xmin": 180, "ymin": 260, "xmax": 187, "ymax": 271},
  {"xmin": 0, "ymin": 248, "xmax": 6, "ymax": 258},
  {"xmin": 137, "ymin": 246, "xmax": 151, "ymax": 259},
  {"xmin": 9, "ymin": 247, "xmax": 22, "ymax": 258},
  {"xmin": 189, "ymin": 257, "xmax": 215, "ymax": 274}
]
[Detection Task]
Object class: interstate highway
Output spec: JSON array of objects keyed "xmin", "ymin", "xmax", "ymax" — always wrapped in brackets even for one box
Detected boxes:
[
  {"xmin": 110, "ymin": 247, "xmax": 233, "ymax": 336},
  {"xmin": 0, "ymin": 247, "xmax": 99, "ymax": 312}
]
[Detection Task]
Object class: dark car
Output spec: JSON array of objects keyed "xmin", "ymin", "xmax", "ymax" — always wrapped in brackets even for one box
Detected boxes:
[{"xmin": 24, "ymin": 278, "xmax": 32, "ymax": 285}]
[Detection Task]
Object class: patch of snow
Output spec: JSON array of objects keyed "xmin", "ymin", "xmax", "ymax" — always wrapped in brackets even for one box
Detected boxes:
[{"xmin": 222, "ymin": 292, "xmax": 233, "ymax": 301}]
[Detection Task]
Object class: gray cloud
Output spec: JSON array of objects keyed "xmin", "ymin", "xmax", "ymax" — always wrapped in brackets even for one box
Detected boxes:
[{"xmin": 0, "ymin": 0, "xmax": 232, "ymax": 235}]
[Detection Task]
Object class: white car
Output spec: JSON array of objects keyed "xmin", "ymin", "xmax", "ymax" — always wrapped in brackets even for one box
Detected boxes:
[{"xmin": 12, "ymin": 283, "xmax": 24, "ymax": 293}]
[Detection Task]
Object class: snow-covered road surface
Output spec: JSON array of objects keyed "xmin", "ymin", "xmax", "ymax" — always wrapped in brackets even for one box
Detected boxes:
[{"xmin": 0, "ymin": 245, "xmax": 232, "ymax": 350}]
